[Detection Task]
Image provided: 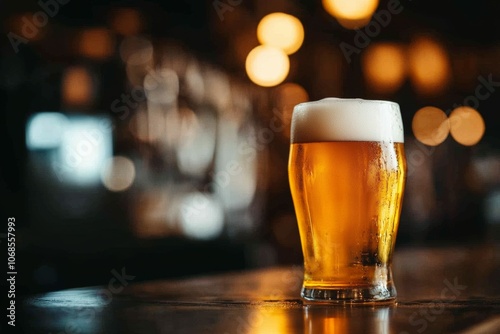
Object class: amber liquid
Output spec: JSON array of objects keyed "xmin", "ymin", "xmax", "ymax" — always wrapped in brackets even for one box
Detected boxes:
[{"xmin": 289, "ymin": 141, "xmax": 406, "ymax": 291}]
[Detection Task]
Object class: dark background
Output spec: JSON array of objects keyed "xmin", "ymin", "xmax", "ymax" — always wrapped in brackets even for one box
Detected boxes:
[{"xmin": 1, "ymin": 0, "xmax": 499, "ymax": 299}]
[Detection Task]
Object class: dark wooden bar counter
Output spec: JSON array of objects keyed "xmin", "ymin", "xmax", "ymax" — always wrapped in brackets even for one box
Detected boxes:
[{"xmin": 22, "ymin": 244, "xmax": 500, "ymax": 333}]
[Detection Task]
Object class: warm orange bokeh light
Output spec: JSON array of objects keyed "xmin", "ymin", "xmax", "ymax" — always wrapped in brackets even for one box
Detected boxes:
[
  {"xmin": 408, "ymin": 37, "xmax": 451, "ymax": 96},
  {"xmin": 362, "ymin": 43, "xmax": 406, "ymax": 94},
  {"xmin": 78, "ymin": 28, "xmax": 115, "ymax": 60},
  {"xmin": 257, "ymin": 12, "xmax": 304, "ymax": 55},
  {"xmin": 245, "ymin": 45, "xmax": 290, "ymax": 87},
  {"xmin": 412, "ymin": 106, "xmax": 450, "ymax": 146},
  {"xmin": 322, "ymin": 0, "xmax": 379, "ymax": 29},
  {"xmin": 449, "ymin": 107, "xmax": 485, "ymax": 146},
  {"xmin": 62, "ymin": 66, "xmax": 94, "ymax": 107},
  {"xmin": 110, "ymin": 8, "xmax": 143, "ymax": 36}
]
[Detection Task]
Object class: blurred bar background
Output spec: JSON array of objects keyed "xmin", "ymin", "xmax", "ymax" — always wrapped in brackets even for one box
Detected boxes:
[{"xmin": 1, "ymin": 0, "xmax": 499, "ymax": 294}]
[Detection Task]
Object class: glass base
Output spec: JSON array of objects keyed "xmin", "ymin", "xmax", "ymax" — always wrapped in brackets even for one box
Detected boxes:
[{"xmin": 301, "ymin": 285, "xmax": 397, "ymax": 304}]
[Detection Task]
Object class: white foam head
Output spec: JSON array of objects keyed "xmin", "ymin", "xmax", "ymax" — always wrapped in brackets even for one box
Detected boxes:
[{"xmin": 291, "ymin": 98, "xmax": 404, "ymax": 143}]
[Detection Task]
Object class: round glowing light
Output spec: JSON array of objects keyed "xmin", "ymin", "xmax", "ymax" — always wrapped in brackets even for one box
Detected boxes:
[
  {"xmin": 177, "ymin": 109, "xmax": 217, "ymax": 177},
  {"xmin": 257, "ymin": 12, "xmax": 304, "ymax": 55},
  {"xmin": 362, "ymin": 43, "xmax": 406, "ymax": 94},
  {"xmin": 62, "ymin": 66, "xmax": 94, "ymax": 107},
  {"xmin": 101, "ymin": 156, "xmax": 136, "ymax": 192},
  {"xmin": 245, "ymin": 45, "xmax": 289, "ymax": 87},
  {"xmin": 449, "ymin": 107, "xmax": 485, "ymax": 146},
  {"xmin": 412, "ymin": 106, "xmax": 450, "ymax": 146},
  {"xmin": 78, "ymin": 28, "xmax": 115, "ymax": 60},
  {"xmin": 408, "ymin": 37, "xmax": 451, "ymax": 96},
  {"xmin": 322, "ymin": 0, "xmax": 379, "ymax": 28},
  {"xmin": 178, "ymin": 193, "xmax": 224, "ymax": 240}
]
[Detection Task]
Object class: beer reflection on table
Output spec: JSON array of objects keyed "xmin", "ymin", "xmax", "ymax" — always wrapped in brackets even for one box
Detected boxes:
[{"xmin": 304, "ymin": 305, "xmax": 390, "ymax": 334}]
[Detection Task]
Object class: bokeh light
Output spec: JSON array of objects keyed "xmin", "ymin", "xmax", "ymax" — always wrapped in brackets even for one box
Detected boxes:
[
  {"xmin": 246, "ymin": 45, "xmax": 290, "ymax": 87},
  {"xmin": 78, "ymin": 27, "xmax": 115, "ymax": 60},
  {"xmin": 144, "ymin": 68, "xmax": 179, "ymax": 104},
  {"xmin": 101, "ymin": 156, "xmax": 136, "ymax": 192},
  {"xmin": 412, "ymin": 106, "xmax": 450, "ymax": 146},
  {"xmin": 214, "ymin": 120, "xmax": 258, "ymax": 212},
  {"xmin": 408, "ymin": 37, "xmax": 451, "ymax": 96},
  {"xmin": 62, "ymin": 66, "xmax": 94, "ymax": 107},
  {"xmin": 178, "ymin": 193, "xmax": 224, "ymax": 240},
  {"xmin": 59, "ymin": 116, "xmax": 112, "ymax": 185},
  {"xmin": 176, "ymin": 109, "xmax": 217, "ymax": 177},
  {"xmin": 322, "ymin": 0, "xmax": 379, "ymax": 29},
  {"xmin": 362, "ymin": 42, "xmax": 406, "ymax": 94},
  {"xmin": 449, "ymin": 106, "xmax": 485, "ymax": 146},
  {"xmin": 26, "ymin": 112, "xmax": 68, "ymax": 150},
  {"xmin": 257, "ymin": 12, "xmax": 304, "ymax": 55},
  {"xmin": 110, "ymin": 8, "xmax": 143, "ymax": 36},
  {"xmin": 120, "ymin": 36, "xmax": 153, "ymax": 65},
  {"xmin": 203, "ymin": 66, "xmax": 232, "ymax": 111},
  {"xmin": 123, "ymin": 37, "xmax": 154, "ymax": 86}
]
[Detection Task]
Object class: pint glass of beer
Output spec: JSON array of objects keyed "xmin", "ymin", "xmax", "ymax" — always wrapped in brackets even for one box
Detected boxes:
[{"xmin": 288, "ymin": 98, "xmax": 406, "ymax": 303}]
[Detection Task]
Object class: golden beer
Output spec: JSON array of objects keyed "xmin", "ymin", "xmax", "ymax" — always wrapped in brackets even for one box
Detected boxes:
[{"xmin": 288, "ymin": 98, "xmax": 406, "ymax": 303}]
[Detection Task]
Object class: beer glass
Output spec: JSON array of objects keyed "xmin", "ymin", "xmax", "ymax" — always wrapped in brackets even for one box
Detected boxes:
[{"xmin": 288, "ymin": 98, "xmax": 406, "ymax": 303}]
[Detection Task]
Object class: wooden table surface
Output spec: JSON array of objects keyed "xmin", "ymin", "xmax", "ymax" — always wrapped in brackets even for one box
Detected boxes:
[{"xmin": 22, "ymin": 244, "xmax": 500, "ymax": 334}]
